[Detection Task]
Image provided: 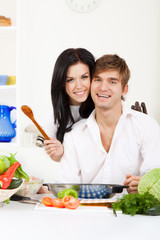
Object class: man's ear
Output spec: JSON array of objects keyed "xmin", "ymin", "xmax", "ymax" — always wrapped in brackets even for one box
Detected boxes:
[{"xmin": 123, "ymin": 84, "xmax": 128, "ymax": 95}]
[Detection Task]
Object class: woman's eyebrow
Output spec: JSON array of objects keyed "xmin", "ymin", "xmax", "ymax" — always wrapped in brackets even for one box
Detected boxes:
[
  {"xmin": 66, "ymin": 76, "xmax": 73, "ymax": 78},
  {"xmin": 81, "ymin": 72, "xmax": 89, "ymax": 76},
  {"xmin": 66, "ymin": 72, "xmax": 89, "ymax": 79}
]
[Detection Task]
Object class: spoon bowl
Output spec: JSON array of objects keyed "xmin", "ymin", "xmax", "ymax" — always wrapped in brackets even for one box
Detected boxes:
[
  {"xmin": 21, "ymin": 105, "xmax": 34, "ymax": 118},
  {"xmin": 21, "ymin": 105, "xmax": 50, "ymax": 140}
]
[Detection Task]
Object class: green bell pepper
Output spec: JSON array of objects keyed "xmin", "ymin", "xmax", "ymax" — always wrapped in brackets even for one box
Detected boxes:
[{"xmin": 58, "ymin": 189, "xmax": 78, "ymax": 199}]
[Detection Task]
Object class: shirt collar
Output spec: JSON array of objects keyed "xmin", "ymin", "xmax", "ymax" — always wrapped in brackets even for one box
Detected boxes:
[
  {"xmin": 85, "ymin": 109, "xmax": 96, "ymax": 129},
  {"xmin": 81, "ymin": 102, "xmax": 137, "ymax": 154},
  {"xmin": 122, "ymin": 101, "xmax": 138, "ymax": 118},
  {"xmin": 81, "ymin": 110, "xmax": 99, "ymax": 137},
  {"xmin": 83, "ymin": 101, "xmax": 136, "ymax": 130}
]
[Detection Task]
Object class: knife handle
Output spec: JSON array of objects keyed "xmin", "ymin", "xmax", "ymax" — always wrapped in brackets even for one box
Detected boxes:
[{"xmin": 10, "ymin": 195, "xmax": 31, "ymax": 201}]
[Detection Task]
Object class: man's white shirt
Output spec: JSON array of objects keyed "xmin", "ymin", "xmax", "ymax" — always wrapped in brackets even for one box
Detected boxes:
[{"xmin": 57, "ymin": 105, "xmax": 160, "ymax": 184}]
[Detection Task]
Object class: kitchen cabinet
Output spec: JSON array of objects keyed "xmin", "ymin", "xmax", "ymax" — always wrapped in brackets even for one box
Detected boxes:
[{"xmin": 0, "ymin": 0, "xmax": 17, "ymax": 144}]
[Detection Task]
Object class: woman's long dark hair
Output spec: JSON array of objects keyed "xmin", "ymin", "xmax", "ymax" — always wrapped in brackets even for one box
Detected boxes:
[{"xmin": 51, "ymin": 48, "xmax": 95, "ymax": 143}]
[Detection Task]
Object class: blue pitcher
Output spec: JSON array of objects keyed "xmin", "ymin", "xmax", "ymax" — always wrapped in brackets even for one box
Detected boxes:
[{"xmin": 0, "ymin": 105, "xmax": 16, "ymax": 142}]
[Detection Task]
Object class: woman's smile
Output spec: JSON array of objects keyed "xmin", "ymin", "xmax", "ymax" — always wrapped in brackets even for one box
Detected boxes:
[{"xmin": 74, "ymin": 90, "xmax": 86, "ymax": 95}]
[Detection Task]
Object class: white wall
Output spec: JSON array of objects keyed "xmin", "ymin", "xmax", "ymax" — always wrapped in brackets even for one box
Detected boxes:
[{"xmin": 18, "ymin": 0, "xmax": 160, "ymax": 130}]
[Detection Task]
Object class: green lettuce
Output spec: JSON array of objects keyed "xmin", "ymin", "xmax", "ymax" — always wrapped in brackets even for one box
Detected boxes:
[
  {"xmin": 138, "ymin": 168, "xmax": 160, "ymax": 201},
  {"xmin": 0, "ymin": 155, "xmax": 10, "ymax": 171}
]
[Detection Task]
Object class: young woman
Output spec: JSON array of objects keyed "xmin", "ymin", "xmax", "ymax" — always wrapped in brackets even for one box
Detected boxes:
[{"xmin": 43, "ymin": 48, "xmax": 95, "ymax": 161}]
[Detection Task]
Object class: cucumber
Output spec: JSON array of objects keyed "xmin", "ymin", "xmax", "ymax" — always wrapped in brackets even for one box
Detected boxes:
[
  {"xmin": 7, "ymin": 179, "xmax": 23, "ymax": 189},
  {"xmin": 147, "ymin": 205, "xmax": 160, "ymax": 216}
]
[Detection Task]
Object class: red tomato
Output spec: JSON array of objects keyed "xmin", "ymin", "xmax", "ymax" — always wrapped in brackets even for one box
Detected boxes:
[
  {"xmin": 62, "ymin": 196, "xmax": 80, "ymax": 209},
  {"xmin": 52, "ymin": 198, "xmax": 65, "ymax": 208},
  {"xmin": 62, "ymin": 196, "xmax": 72, "ymax": 204},
  {"xmin": 42, "ymin": 197, "xmax": 54, "ymax": 207}
]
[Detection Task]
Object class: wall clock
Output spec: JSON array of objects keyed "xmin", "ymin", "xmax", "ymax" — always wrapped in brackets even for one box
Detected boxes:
[{"xmin": 65, "ymin": 0, "xmax": 102, "ymax": 13}]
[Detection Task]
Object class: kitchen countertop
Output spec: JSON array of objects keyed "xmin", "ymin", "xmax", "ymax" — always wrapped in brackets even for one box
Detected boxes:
[{"xmin": 0, "ymin": 194, "xmax": 160, "ymax": 240}]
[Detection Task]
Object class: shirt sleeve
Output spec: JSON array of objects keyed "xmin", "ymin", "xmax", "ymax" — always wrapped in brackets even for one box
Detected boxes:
[
  {"xmin": 140, "ymin": 118, "xmax": 160, "ymax": 175},
  {"xmin": 43, "ymin": 108, "xmax": 57, "ymax": 139},
  {"xmin": 56, "ymin": 131, "xmax": 81, "ymax": 183}
]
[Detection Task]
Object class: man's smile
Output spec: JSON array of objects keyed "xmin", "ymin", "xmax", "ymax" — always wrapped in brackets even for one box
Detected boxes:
[{"xmin": 97, "ymin": 93, "xmax": 111, "ymax": 99}]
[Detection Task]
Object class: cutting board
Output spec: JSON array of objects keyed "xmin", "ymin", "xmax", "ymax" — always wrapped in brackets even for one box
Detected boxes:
[{"xmin": 34, "ymin": 202, "xmax": 114, "ymax": 214}]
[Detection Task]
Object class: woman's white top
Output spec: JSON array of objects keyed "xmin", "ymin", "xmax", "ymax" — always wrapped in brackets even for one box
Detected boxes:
[{"xmin": 43, "ymin": 105, "xmax": 81, "ymax": 139}]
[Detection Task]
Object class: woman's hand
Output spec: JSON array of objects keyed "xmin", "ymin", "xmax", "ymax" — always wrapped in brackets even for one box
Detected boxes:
[
  {"xmin": 123, "ymin": 174, "xmax": 141, "ymax": 194},
  {"xmin": 44, "ymin": 139, "xmax": 64, "ymax": 162}
]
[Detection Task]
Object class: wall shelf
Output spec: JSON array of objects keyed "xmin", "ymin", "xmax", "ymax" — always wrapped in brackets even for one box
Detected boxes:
[
  {"xmin": 0, "ymin": 26, "xmax": 16, "ymax": 31},
  {"xmin": 0, "ymin": 85, "xmax": 16, "ymax": 90},
  {"xmin": 0, "ymin": 0, "xmax": 17, "ymax": 145},
  {"xmin": 0, "ymin": 26, "xmax": 16, "ymax": 39}
]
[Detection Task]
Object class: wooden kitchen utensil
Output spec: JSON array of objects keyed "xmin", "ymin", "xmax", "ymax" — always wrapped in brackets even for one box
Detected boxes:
[{"xmin": 21, "ymin": 105, "xmax": 50, "ymax": 140}]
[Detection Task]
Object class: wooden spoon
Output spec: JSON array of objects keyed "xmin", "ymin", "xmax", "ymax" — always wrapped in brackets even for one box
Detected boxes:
[{"xmin": 21, "ymin": 105, "xmax": 50, "ymax": 140}]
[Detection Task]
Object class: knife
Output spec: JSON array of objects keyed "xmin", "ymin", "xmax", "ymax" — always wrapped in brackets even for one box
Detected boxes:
[{"xmin": 10, "ymin": 195, "xmax": 40, "ymax": 204}]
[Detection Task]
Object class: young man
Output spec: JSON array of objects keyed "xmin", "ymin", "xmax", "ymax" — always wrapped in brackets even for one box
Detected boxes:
[{"xmin": 57, "ymin": 54, "xmax": 160, "ymax": 193}]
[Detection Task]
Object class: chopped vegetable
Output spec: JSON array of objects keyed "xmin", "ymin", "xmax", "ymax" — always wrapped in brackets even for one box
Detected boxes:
[
  {"xmin": 42, "ymin": 197, "xmax": 54, "ymax": 207},
  {"xmin": 52, "ymin": 198, "xmax": 65, "ymax": 208},
  {"xmin": 62, "ymin": 196, "xmax": 80, "ymax": 209},
  {"xmin": 138, "ymin": 168, "xmax": 160, "ymax": 201},
  {"xmin": 0, "ymin": 162, "xmax": 21, "ymax": 189},
  {"xmin": 42, "ymin": 196, "xmax": 80, "ymax": 210},
  {"xmin": 112, "ymin": 192, "xmax": 160, "ymax": 216},
  {"xmin": 57, "ymin": 188, "xmax": 78, "ymax": 199}
]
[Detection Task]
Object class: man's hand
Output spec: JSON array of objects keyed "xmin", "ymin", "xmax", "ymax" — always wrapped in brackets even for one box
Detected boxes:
[
  {"xmin": 131, "ymin": 101, "xmax": 148, "ymax": 114},
  {"xmin": 44, "ymin": 139, "xmax": 64, "ymax": 162},
  {"xmin": 123, "ymin": 174, "xmax": 141, "ymax": 194}
]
